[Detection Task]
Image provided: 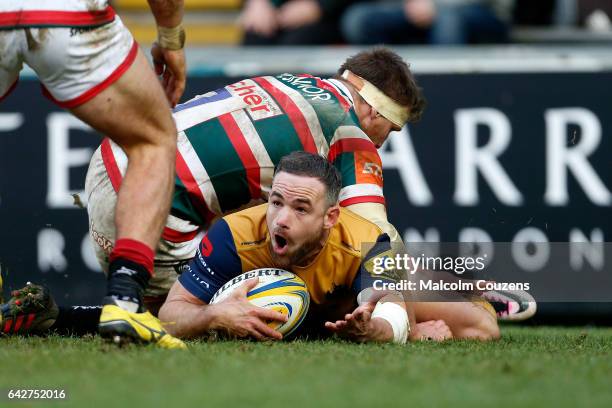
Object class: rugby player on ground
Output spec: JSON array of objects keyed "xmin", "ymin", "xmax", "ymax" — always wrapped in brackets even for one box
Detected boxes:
[
  {"xmin": 1, "ymin": 48, "xmax": 531, "ymax": 343},
  {"xmin": 3, "ymin": 153, "xmax": 507, "ymax": 343},
  {"xmin": 160, "ymin": 152, "xmax": 416, "ymax": 342},
  {"xmin": 159, "ymin": 152, "xmax": 501, "ymax": 342}
]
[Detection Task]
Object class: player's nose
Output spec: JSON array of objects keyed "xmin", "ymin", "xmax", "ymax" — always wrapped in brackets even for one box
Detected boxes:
[{"xmin": 275, "ymin": 206, "xmax": 292, "ymax": 227}]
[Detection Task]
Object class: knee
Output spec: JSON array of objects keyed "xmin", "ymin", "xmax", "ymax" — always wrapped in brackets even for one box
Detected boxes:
[
  {"xmin": 148, "ymin": 111, "xmax": 178, "ymax": 151},
  {"xmin": 123, "ymin": 116, "xmax": 177, "ymax": 160}
]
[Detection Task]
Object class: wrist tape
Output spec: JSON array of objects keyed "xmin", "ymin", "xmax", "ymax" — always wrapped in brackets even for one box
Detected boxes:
[
  {"xmin": 157, "ymin": 24, "xmax": 186, "ymax": 50},
  {"xmin": 371, "ymin": 302, "xmax": 409, "ymax": 344}
]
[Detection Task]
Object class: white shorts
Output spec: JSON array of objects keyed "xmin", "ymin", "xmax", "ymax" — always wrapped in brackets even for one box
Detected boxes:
[
  {"xmin": 85, "ymin": 144, "xmax": 205, "ymax": 297},
  {"xmin": 0, "ymin": 17, "xmax": 136, "ymax": 107}
]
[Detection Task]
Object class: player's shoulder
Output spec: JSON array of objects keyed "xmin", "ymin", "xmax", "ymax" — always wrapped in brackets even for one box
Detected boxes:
[
  {"xmin": 222, "ymin": 204, "xmax": 268, "ymax": 249},
  {"xmin": 332, "ymin": 208, "xmax": 385, "ymax": 253},
  {"xmin": 275, "ymin": 74, "xmax": 350, "ymax": 106}
]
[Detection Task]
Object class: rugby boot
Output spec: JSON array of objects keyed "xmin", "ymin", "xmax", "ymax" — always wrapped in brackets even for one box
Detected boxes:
[
  {"xmin": 98, "ymin": 297, "xmax": 186, "ymax": 349},
  {"xmin": 1, "ymin": 283, "xmax": 59, "ymax": 334},
  {"xmin": 482, "ymin": 289, "xmax": 537, "ymax": 322}
]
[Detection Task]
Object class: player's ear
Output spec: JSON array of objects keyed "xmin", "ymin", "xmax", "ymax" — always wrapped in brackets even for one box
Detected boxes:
[
  {"xmin": 323, "ymin": 204, "xmax": 340, "ymax": 229},
  {"xmin": 369, "ymin": 105, "xmax": 379, "ymax": 121}
]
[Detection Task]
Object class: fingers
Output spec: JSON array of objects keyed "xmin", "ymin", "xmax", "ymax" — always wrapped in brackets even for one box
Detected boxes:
[
  {"xmin": 250, "ymin": 319, "xmax": 283, "ymax": 340},
  {"xmin": 226, "ymin": 313, "xmax": 283, "ymax": 341},
  {"xmin": 326, "ymin": 304, "xmax": 372, "ymax": 333},
  {"xmin": 150, "ymin": 43, "xmax": 164, "ymax": 75},
  {"xmin": 236, "ymin": 322, "xmax": 279, "ymax": 341},
  {"xmin": 358, "ymin": 301, "xmax": 377, "ymax": 313},
  {"xmin": 149, "ymin": 46, "xmax": 186, "ymax": 107},
  {"xmin": 162, "ymin": 71, "xmax": 184, "ymax": 107},
  {"xmin": 166, "ymin": 50, "xmax": 186, "ymax": 105},
  {"xmin": 232, "ymin": 278, "xmax": 259, "ymax": 299},
  {"xmin": 324, "ymin": 319, "xmax": 348, "ymax": 332},
  {"xmin": 351, "ymin": 305, "xmax": 373, "ymax": 322},
  {"xmin": 251, "ymin": 307, "xmax": 288, "ymax": 323}
]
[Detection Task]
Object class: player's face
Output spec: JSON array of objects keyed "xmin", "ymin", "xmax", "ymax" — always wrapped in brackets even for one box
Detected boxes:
[
  {"xmin": 366, "ymin": 115, "xmax": 397, "ymax": 147},
  {"xmin": 357, "ymin": 102, "xmax": 401, "ymax": 148},
  {"xmin": 266, "ymin": 172, "xmax": 332, "ymax": 268}
]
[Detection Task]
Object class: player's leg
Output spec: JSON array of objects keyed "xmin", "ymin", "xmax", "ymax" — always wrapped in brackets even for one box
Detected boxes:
[
  {"xmin": 71, "ymin": 46, "xmax": 176, "ymax": 286},
  {"xmin": 75, "ymin": 49, "xmax": 186, "ymax": 347},
  {"xmin": 24, "ymin": 22, "xmax": 176, "ymax": 312},
  {"xmin": 71, "ymin": 46, "xmax": 176, "ymax": 252},
  {"xmin": 85, "ymin": 145, "xmax": 199, "ymax": 347},
  {"xmin": 23, "ymin": 23, "xmax": 183, "ymax": 348},
  {"xmin": 412, "ymin": 299, "xmax": 500, "ymax": 340}
]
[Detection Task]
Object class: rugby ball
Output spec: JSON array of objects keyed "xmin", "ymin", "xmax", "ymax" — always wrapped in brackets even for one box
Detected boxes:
[{"xmin": 210, "ymin": 268, "xmax": 310, "ymax": 337}]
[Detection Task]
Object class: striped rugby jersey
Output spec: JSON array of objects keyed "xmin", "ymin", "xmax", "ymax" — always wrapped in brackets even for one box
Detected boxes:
[{"xmin": 100, "ymin": 73, "xmax": 385, "ymax": 243}]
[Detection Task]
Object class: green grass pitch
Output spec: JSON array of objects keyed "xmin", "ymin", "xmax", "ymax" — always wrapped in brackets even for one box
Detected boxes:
[{"xmin": 1, "ymin": 326, "xmax": 611, "ymax": 407}]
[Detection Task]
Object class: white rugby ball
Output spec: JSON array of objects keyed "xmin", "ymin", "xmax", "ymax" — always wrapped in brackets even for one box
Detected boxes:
[{"xmin": 210, "ymin": 268, "xmax": 310, "ymax": 337}]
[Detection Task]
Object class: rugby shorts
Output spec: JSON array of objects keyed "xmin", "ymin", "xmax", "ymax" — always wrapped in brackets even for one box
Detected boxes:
[{"xmin": 0, "ymin": 16, "xmax": 136, "ymax": 108}]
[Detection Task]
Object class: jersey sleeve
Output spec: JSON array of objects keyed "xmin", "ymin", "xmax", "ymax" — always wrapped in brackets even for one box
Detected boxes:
[
  {"xmin": 178, "ymin": 219, "xmax": 243, "ymax": 303},
  {"xmin": 351, "ymin": 233, "xmax": 398, "ymax": 295},
  {"xmin": 328, "ymin": 125, "xmax": 385, "ymax": 207}
]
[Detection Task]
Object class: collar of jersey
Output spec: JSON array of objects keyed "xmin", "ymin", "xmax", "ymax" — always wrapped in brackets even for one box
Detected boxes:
[{"xmin": 326, "ymin": 78, "xmax": 354, "ymax": 106}]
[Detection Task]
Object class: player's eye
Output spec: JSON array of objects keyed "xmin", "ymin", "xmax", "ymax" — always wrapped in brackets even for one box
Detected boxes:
[
  {"xmin": 296, "ymin": 207, "xmax": 307, "ymax": 214},
  {"xmin": 272, "ymin": 200, "xmax": 282, "ymax": 207}
]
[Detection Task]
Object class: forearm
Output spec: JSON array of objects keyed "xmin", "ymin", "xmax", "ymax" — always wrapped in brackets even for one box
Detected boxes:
[
  {"xmin": 158, "ymin": 300, "xmax": 218, "ymax": 339},
  {"xmin": 148, "ymin": 0, "xmax": 184, "ymax": 27},
  {"xmin": 366, "ymin": 317, "xmax": 394, "ymax": 342},
  {"xmin": 372, "ymin": 293, "xmax": 409, "ymax": 342}
]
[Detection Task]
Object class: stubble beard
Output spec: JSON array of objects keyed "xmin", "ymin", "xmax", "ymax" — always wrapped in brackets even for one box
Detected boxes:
[{"xmin": 269, "ymin": 229, "xmax": 325, "ymax": 269}]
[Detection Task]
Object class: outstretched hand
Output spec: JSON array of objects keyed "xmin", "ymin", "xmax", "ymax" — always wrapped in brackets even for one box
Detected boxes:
[{"xmin": 325, "ymin": 302, "xmax": 393, "ymax": 342}]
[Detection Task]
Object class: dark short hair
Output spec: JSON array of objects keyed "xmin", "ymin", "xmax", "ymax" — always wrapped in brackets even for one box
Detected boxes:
[
  {"xmin": 337, "ymin": 47, "xmax": 425, "ymax": 122},
  {"xmin": 274, "ymin": 152, "xmax": 341, "ymax": 207}
]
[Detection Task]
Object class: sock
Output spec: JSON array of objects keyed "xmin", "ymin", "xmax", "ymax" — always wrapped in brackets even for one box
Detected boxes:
[
  {"xmin": 50, "ymin": 306, "xmax": 102, "ymax": 336},
  {"xmin": 106, "ymin": 238, "xmax": 154, "ymax": 312}
]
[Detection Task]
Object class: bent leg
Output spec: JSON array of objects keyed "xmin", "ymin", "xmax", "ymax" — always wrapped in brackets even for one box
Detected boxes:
[{"xmin": 71, "ymin": 47, "xmax": 176, "ymax": 250}]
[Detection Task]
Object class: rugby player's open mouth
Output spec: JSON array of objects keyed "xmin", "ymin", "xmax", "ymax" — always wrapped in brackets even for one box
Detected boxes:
[{"xmin": 273, "ymin": 233, "xmax": 289, "ymax": 255}]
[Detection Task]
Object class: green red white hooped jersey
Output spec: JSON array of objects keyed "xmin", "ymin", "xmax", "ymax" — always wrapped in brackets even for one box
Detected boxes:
[
  {"xmin": 0, "ymin": 1, "xmax": 116, "ymax": 28},
  {"xmin": 100, "ymin": 73, "xmax": 385, "ymax": 243}
]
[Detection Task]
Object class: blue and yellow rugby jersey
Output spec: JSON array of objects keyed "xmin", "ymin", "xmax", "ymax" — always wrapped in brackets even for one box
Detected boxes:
[{"xmin": 179, "ymin": 204, "xmax": 394, "ymax": 305}]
